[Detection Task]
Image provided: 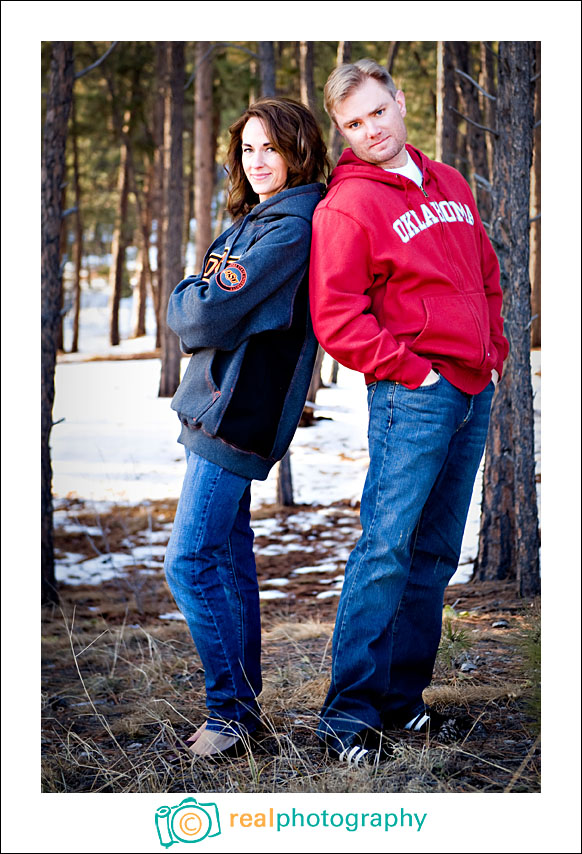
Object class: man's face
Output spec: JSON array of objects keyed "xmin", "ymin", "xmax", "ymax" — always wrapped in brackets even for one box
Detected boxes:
[{"xmin": 334, "ymin": 77, "xmax": 408, "ymax": 169}]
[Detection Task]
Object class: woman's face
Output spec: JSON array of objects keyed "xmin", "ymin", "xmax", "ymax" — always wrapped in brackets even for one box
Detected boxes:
[{"xmin": 241, "ymin": 117, "xmax": 288, "ymax": 202}]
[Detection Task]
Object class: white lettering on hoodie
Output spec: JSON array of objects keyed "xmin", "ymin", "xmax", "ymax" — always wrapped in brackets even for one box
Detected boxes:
[{"xmin": 392, "ymin": 200, "xmax": 475, "ymax": 244}]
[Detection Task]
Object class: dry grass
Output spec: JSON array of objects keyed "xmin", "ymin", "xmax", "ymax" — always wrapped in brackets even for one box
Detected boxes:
[{"xmin": 42, "ymin": 590, "xmax": 541, "ymax": 794}]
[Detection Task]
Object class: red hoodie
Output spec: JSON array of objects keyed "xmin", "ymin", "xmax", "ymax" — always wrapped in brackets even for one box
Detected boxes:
[{"xmin": 309, "ymin": 144, "xmax": 509, "ymax": 394}]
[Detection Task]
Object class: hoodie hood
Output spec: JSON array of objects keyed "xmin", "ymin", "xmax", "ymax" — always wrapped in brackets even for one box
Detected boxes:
[
  {"xmin": 248, "ymin": 182, "xmax": 326, "ymax": 221},
  {"xmin": 222, "ymin": 182, "xmax": 325, "ymax": 266}
]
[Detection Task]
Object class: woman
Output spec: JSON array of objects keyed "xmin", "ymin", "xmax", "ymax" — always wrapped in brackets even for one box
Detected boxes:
[{"xmin": 164, "ymin": 98, "xmax": 329, "ymax": 758}]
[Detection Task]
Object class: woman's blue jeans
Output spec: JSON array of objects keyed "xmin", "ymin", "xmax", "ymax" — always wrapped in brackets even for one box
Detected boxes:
[
  {"xmin": 318, "ymin": 374, "xmax": 495, "ymax": 748},
  {"xmin": 164, "ymin": 450, "xmax": 261, "ymax": 735}
]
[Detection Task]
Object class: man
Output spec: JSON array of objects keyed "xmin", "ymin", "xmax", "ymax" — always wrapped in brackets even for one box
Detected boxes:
[{"xmin": 309, "ymin": 59, "xmax": 509, "ymax": 766}]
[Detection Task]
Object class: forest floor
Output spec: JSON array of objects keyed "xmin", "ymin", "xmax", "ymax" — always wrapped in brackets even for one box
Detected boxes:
[{"xmin": 42, "ymin": 497, "xmax": 541, "ymax": 795}]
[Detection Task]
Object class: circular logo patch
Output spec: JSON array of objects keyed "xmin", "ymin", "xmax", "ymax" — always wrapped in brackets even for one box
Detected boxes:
[{"xmin": 217, "ymin": 263, "xmax": 247, "ymax": 292}]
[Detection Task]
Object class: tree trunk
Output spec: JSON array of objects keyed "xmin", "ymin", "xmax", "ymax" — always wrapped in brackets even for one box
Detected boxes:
[
  {"xmin": 41, "ymin": 41, "xmax": 74, "ymax": 604},
  {"xmin": 452, "ymin": 42, "xmax": 491, "ymax": 221},
  {"xmin": 328, "ymin": 41, "xmax": 351, "ymax": 166},
  {"xmin": 258, "ymin": 41, "xmax": 276, "ymax": 97},
  {"xmin": 307, "ymin": 345, "xmax": 325, "ymax": 403},
  {"xmin": 57, "ymin": 181, "xmax": 68, "ymax": 352},
  {"xmin": 277, "ymin": 451, "xmax": 294, "ymax": 506},
  {"xmin": 475, "ymin": 41, "xmax": 540, "ymax": 598},
  {"xmin": 108, "ymin": 109, "xmax": 131, "ymax": 346},
  {"xmin": 151, "ymin": 42, "xmax": 166, "ymax": 349},
  {"xmin": 194, "ymin": 41, "xmax": 214, "ymax": 272},
  {"xmin": 435, "ymin": 41, "xmax": 459, "ymax": 168},
  {"xmin": 387, "ymin": 42, "xmax": 400, "ymax": 75},
  {"xmin": 530, "ymin": 42, "xmax": 541, "ymax": 349},
  {"xmin": 299, "ymin": 41, "xmax": 316, "ymax": 112},
  {"xmin": 479, "ymin": 42, "xmax": 497, "ymax": 187},
  {"xmin": 132, "ymin": 244, "xmax": 148, "ymax": 338},
  {"xmin": 158, "ymin": 42, "xmax": 185, "ymax": 398},
  {"xmin": 70, "ymin": 93, "xmax": 83, "ymax": 353},
  {"xmin": 329, "ymin": 359, "xmax": 340, "ymax": 384}
]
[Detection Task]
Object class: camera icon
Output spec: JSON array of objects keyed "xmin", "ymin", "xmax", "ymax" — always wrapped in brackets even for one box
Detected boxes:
[{"xmin": 155, "ymin": 797, "xmax": 221, "ymax": 847}]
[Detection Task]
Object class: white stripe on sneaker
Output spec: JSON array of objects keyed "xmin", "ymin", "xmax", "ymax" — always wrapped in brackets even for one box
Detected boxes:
[{"xmin": 404, "ymin": 712, "xmax": 430, "ymax": 731}]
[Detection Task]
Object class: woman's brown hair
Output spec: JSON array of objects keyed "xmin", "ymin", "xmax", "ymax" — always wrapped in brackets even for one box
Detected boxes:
[{"xmin": 226, "ymin": 97, "xmax": 330, "ymax": 219}]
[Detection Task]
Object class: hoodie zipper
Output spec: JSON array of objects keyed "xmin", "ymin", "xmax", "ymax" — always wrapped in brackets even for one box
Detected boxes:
[{"xmin": 409, "ymin": 168, "xmax": 488, "ymax": 367}]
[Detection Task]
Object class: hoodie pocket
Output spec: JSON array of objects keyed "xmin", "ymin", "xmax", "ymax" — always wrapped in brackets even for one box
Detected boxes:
[
  {"xmin": 412, "ymin": 293, "xmax": 490, "ymax": 369},
  {"xmin": 172, "ymin": 348, "xmax": 222, "ymax": 427}
]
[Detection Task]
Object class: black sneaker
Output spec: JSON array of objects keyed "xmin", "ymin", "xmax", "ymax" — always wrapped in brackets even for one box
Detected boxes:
[
  {"xmin": 323, "ymin": 728, "xmax": 392, "ymax": 767},
  {"xmin": 401, "ymin": 709, "xmax": 469, "ymax": 743}
]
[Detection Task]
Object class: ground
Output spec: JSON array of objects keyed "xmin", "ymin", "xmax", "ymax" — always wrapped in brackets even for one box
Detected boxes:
[{"xmin": 42, "ymin": 498, "xmax": 540, "ymax": 794}]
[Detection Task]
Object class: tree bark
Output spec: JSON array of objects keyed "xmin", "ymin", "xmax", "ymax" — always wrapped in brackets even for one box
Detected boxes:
[
  {"xmin": 475, "ymin": 41, "xmax": 540, "ymax": 598},
  {"xmin": 41, "ymin": 41, "xmax": 75, "ymax": 604},
  {"xmin": 194, "ymin": 41, "xmax": 214, "ymax": 272},
  {"xmin": 70, "ymin": 93, "xmax": 83, "ymax": 353},
  {"xmin": 158, "ymin": 42, "xmax": 185, "ymax": 398},
  {"xmin": 435, "ymin": 41, "xmax": 459, "ymax": 168},
  {"xmin": 529, "ymin": 42, "xmax": 541, "ymax": 349},
  {"xmin": 328, "ymin": 41, "xmax": 351, "ymax": 166},
  {"xmin": 258, "ymin": 41, "xmax": 276, "ymax": 97}
]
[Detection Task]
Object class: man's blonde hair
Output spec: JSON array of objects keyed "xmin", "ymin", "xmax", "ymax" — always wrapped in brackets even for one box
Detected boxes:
[{"xmin": 324, "ymin": 58, "xmax": 398, "ymax": 123}]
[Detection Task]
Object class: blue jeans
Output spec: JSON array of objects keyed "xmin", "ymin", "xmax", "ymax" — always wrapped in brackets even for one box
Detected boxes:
[
  {"xmin": 164, "ymin": 450, "xmax": 261, "ymax": 735},
  {"xmin": 318, "ymin": 374, "xmax": 494, "ymax": 748}
]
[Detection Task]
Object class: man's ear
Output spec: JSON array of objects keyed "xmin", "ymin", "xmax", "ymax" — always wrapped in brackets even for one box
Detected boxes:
[
  {"xmin": 333, "ymin": 118, "xmax": 346, "ymax": 140},
  {"xmin": 395, "ymin": 89, "xmax": 407, "ymax": 119}
]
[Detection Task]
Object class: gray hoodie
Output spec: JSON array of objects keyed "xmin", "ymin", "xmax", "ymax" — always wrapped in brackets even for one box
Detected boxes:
[{"xmin": 167, "ymin": 183, "xmax": 324, "ymax": 480}]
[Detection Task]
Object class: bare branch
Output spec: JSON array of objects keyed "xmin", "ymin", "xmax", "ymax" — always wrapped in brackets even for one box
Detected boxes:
[
  {"xmin": 526, "ymin": 314, "xmax": 539, "ymax": 330},
  {"xmin": 530, "ymin": 72, "xmax": 541, "ymax": 83},
  {"xmin": 533, "ymin": 119, "xmax": 541, "ymax": 129},
  {"xmin": 449, "ymin": 106, "xmax": 499, "ymax": 136},
  {"xmin": 184, "ymin": 42, "xmax": 259, "ymax": 90},
  {"xmin": 454, "ymin": 67, "xmax": 496, "ymax": 101},
  {"xmin": 75, "ymin": 41, "xmax": 118, "ymax": 80},
  {"xmin": 61, "ymin": 206, "xmax": 78, "ymax": 218},
  {"xmin": 529, "ymin": 213, "xmax": 541, "ymax": 224},
  {"xmin": 473, "ymin": 173, "xmax": 492, "ymax": 191}
]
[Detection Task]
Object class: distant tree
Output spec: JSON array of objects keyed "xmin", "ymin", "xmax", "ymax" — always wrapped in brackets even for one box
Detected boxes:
[
  {"xmin": 107, "ymin": 106, "xmax": 131, "ymax": 346},
  {"xmin": 299, "ymin": 41, "xmax": 316, "ymax": 113},
  {"xmin": 99, "ymin": 45, "xmax": 143, "ymax": 347},
  {"xmin": 435, "ymin": 41, "xmax": 459, "ymax": 167},
  {"xmin": 130, "ymin": 162, "xmax": 153, "ymax": 339},
  {"xmin": 70, "ymin": 94, "xmax": 83, "ymax": 353},
  {"xmin": 387, "ymin": 41, "xmax": 400, "ymax": 75},
  {"xmin": 151, "ymin": 42, "xmax": 166, "ymax": 348},
  {"xmin": 277, "ymin": 452, "xmax": 294, "ymax": 506},
  {"xmin": 258, "ymin": 41, "xmax": 276, "ymax": 97},
  {"xmin": 42, "ymin": 41, "xmax": 75, "ymax": 604},
  {"xmin": 328, "ymin": 41, "xmax": 351, "ymax": 166},
  {"xmin": 475, "ymin": 41, "xmax": 540, "ymax": 598},
  {"xmin": 452, "ymin": 42, "xmax": 491, "ymax": 222},
  {"xmin": 158, "ymin": 42, "xmax": 185, "ymax": 398},
  {"xmin": 479, "ymin": 42, "xmax": 496, "ymax": 185},
  {"xmin": 194, "ymin": 41, "xmax": 214, "ymax": 272}
]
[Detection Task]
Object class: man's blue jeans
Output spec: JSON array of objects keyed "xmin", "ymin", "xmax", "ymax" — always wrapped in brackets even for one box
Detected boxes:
[
  {"xmin": 318, "ymin": 374, "xmax": 495, "ymax": 748},
  {"xmin": 164, "ymin": 450, "xmax": 261, "ymax": 736}
]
